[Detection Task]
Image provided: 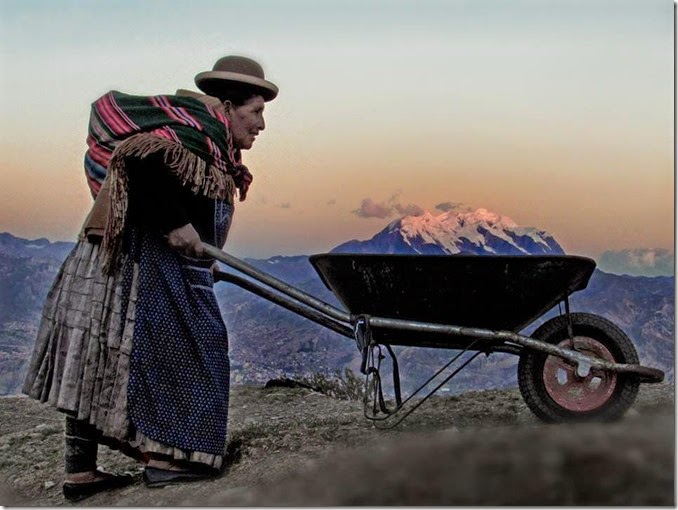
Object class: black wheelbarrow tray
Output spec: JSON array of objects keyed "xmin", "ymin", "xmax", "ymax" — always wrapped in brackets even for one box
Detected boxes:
[{"xmin": 205, "ymin": 244, "xmax": 664, "ymax": 425}]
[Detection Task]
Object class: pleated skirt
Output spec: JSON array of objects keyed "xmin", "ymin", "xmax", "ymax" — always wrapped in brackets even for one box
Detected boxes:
[{"xmin": 22, "ymin": 239, "xmax": 226, "ymax": 469}]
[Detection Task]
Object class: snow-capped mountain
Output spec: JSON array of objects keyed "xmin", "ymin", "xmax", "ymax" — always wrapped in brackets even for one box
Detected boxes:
[{"xmin": 332, "ymin": 208, "xmax": 564, "ymax": 255}]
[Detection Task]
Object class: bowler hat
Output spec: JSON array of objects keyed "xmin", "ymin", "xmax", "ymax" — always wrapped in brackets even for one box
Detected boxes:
[{"xmin": 195, "ymin": 56, "xmax": 278, "ymax": 102}]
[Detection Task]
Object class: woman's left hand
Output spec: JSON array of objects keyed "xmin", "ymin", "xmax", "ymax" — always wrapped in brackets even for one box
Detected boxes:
[{"xmin": 166, "ymin": 224, "xmax": 204, "ymax": 258}]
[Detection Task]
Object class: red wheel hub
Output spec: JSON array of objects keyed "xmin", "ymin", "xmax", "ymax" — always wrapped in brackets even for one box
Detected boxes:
[{"xmin": 543, "ymin": 336, "xmax": 617, "ymax": 412}]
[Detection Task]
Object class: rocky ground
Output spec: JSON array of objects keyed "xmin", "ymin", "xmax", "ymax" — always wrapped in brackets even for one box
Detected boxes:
[{"xmin": 0, "ymin": 382, "xmax": 674, "ymax": 506}]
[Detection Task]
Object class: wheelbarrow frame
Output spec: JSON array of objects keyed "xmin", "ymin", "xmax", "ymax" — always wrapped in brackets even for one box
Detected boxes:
[{"xmin": 204, "ymin": 244, "xmax": 664, "ymax": 424}]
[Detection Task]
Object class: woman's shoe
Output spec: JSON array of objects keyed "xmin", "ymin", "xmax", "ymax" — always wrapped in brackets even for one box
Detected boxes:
[
  {"xmin": 143, "ymin": 466, "xmax": 216, "ymax": 488},
  {"xmin": 62, "ymin": 471, "xmax": 136, "ymax": 501}
]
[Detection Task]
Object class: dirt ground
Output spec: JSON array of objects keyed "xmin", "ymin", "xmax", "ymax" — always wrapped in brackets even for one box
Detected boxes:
[{"xmin": 0, "ymin": 382, "xmax": 674, "ymax": 506}]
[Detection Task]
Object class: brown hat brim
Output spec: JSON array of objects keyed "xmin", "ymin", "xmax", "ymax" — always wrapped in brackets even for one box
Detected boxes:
[{"xmin": 195, "ymin": 71, "xmax": 278, "ymax": 102}]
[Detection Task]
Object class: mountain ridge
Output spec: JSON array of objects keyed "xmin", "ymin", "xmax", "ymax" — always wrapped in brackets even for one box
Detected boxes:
[{"xmin": 333, "ymin": 208, "xmax": 564, "ymax": 255}]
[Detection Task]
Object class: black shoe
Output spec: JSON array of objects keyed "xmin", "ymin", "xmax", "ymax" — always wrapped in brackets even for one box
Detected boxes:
[
  {"xmin": 143, "ymin": 466, "xmax": 216, "ymax": 488},
  {"xmin": 63, "ymin": 472, "xmax": 136, "ymax": 501}
]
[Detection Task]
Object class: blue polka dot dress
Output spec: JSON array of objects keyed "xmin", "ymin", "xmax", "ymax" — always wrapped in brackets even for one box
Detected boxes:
[{"xmin": 126, "ymin": 200, "xmax": 233, "ymax": 457}]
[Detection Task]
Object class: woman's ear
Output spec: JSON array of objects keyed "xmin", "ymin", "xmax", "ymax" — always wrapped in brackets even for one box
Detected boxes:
[{"xmin": 222, "ymin": 100, "xmax": 233, "ymax": 113}]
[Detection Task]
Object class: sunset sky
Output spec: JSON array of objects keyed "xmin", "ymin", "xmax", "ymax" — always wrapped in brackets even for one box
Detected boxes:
[{"xmin": 0, "ymin": 0, "xmax": 674, "ymax": 261}]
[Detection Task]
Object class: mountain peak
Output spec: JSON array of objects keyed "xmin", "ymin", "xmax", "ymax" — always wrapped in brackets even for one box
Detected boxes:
[
  {"xmin": 398, "ymin": 208, "xmax": 518, "ymax": 232},
  {"xmin": 333, "ymin": 207, "xmax": 564, "ymax": 255}
]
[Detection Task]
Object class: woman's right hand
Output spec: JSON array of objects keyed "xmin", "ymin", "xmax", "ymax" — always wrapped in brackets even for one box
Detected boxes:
[{"xmin": 166, "ymin": 224, "xmax": 204, "ymax": 258}]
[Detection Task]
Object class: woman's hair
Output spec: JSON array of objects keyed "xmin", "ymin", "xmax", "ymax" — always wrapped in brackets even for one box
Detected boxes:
[{"xmin": 216, "ymin": 85, "xmax": 261, "ymax": 106}]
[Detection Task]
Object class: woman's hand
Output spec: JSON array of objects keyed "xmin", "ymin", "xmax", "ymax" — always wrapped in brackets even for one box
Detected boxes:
[{"xmin": 166, "ymin": 224, "xmax": 204, "ymax": 258}]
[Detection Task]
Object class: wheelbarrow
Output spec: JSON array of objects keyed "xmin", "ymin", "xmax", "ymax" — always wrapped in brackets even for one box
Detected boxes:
[{"xmin": 204, "ymin": 244, "xmax": 664, "ymax": 426}]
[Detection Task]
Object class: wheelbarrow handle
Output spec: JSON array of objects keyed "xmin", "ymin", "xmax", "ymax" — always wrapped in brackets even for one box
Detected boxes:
[
  {"xmin": 213, "ymin": 269, "xmax": 354, "ymax": 339},
  {"xmin": 202, "ymin": 242, "xmax": 352, "ymax": 325}
]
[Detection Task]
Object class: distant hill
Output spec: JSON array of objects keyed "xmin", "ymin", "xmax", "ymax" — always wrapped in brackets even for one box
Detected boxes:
[
  {"xmin": 0, "ymin": 232, "xmax": 73, "ymax": 263},
  {"xmin": 0, "ymin": 234, "xmax": 76, "ymax": 394},
  {"xmin": 598, "ymin": 248, "xmax": 674, "ymax": 277}
]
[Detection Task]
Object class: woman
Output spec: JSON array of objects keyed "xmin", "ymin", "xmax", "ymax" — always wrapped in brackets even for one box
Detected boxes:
[{"xmin": 22, "ymin": 55, "xmax": 278, "ymax": 500}]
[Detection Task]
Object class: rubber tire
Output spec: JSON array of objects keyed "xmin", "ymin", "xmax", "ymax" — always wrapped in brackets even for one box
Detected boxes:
[{"xmin": 518, "ymin": 313, "xmax": 640, "ymax": 423}]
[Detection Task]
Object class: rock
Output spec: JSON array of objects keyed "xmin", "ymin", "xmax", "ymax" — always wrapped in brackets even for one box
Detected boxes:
[{"xmin": 43, "ymin": 481, "xmax": 55, "ymax": 489}]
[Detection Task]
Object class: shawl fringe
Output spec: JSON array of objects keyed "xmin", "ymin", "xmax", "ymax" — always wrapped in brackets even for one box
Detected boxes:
[{"xmin": 101, "ymin": 133, "xmax": 235, "ymax": 273}]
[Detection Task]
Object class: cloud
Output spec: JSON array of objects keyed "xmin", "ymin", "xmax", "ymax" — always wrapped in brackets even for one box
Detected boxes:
[
  {"xmin": 353, "ymin": 196, "xmax": 426, "ymax": 219},
  {"xmin": 435, "ymin": 202, "xmax": 457, "ymax": 212},
  {"xmin": 352, "ymin": 198, "xmax": 393, "ymax": 219},
  {"xmin": 395, "ymin": 203, "xmax": 425, "ymax": 216},
  {"xmin": 435, "ymin": 201, "xmax": 468, "ymax": 212},
  {"xmin": 597, "ymin": 248, "xmax": 674, "ymax": 277}
]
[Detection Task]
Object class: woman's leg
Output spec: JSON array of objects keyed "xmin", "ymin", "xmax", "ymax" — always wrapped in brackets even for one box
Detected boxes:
[
  {"xmin": 62, "ymin": 417, "xmax": 136, "ymax": 501},
  {"xmin": 64, "ymin": 417, "xmax": 99, "ymax": 482},
  {"xmin": 145, "ymin": 453, "xmax": 182, "ymax": 471}
]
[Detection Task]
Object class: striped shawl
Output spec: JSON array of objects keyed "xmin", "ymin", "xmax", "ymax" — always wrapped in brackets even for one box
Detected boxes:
[{"xmin": 83, "ymin": 90, "xmax": 252, "ymax": 272}]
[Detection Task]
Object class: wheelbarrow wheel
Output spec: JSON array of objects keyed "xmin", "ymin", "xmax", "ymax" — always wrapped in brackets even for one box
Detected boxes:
[{"xmin": 518, "ymin": 312, "xmax": 640, "ymax": 422}]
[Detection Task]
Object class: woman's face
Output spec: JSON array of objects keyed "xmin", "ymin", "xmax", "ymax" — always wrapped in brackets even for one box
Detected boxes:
[{"xmin": 225, "ymin": 95, "xmax": 266, "ymax": 150}]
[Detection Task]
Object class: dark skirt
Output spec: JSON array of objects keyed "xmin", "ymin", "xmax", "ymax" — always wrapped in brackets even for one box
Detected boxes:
[{"xmin": 22, "ymin": 229, "xmax": 231, "ymax": 468}]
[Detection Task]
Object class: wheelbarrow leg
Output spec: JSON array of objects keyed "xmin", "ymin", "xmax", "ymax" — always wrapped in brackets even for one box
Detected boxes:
[
  {"xmin": 355, "ymin": 316, "xmax": 402, "ymax": 408},
  {"xmin": 385, "ymin": 345, "xmax": 403, "ymax": 407},
  {"xmin": 563, "ymin": 294, "xmax": 574, "ymax": 339}
]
